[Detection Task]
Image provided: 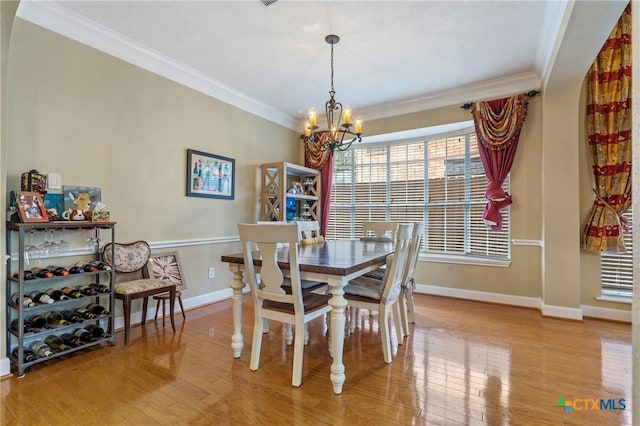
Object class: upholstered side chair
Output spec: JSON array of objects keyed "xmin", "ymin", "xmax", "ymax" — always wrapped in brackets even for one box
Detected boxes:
[{"xmin": 102, "ymin": 241, "xmax": 176, "ymax": 346}]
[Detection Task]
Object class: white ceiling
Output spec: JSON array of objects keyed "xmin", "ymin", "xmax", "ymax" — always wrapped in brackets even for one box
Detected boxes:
[{"xmin": 16, "ymin": 0, "xmax": 568, "ymax": 130}]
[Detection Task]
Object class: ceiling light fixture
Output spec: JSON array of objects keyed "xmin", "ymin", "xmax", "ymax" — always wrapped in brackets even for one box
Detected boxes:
[{"xmin": 301, "ymin": 34, "xmax": 363, "ymax": 153}]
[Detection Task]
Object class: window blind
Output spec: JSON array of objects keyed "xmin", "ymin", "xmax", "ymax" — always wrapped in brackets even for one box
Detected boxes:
[
  {"xmin": 600, "ymin": 207, "xmax": 633, "ymax": 299},
  {"xmin": 327, "ymin": 130, "xmax": 511, "ymax": 262}
]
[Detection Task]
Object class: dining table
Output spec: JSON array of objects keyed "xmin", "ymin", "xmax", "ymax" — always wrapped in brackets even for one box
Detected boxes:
[{"xmin": 221, "ymin": 239, "xmax": 394, "ymax": 394}]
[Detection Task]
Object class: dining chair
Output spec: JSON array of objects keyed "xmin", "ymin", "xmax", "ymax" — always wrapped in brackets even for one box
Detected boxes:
[
  {"xmin": 361, "ymin": 220, "xmax": 399, "ymax": 242},
  {"xmin": 238, "ymin": 223, "xmax": 332, "ymax": 387},
  {"xmin": 296, "ymin": 220, "xmax": 321, "ymax": 240},
  {"xmin": 102, "ymin": 241, "xmax": 176, "ymax": 346},
  {"xmin": 144, "ymin": 251, "xmax": 187, "ymax": 326},
  {"xmin": 397, "ymin": 222, "xmax": 424, "ymax": 337},
  {"xmin": 344, "ymin": 222, "xmax": 413, "ymax": 363}
]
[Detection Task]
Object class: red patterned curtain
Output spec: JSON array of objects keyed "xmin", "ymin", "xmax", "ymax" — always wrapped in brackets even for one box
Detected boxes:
[
  {"xmin": 471, "ymin": 94, "xmax": 529, "ymax": 231},
  {"xmin": 582, "ymin": 3, "xmax": 632, "ymax": 254},
  {"xmin": 304, "ymin": 134, "xmax": 332, "ymax": 236}
]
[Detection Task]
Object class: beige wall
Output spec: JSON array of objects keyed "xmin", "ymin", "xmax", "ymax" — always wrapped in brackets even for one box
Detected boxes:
[
  {"xmin": 1, "ymin": 3, "xmax": 630, "ymax": 362},
  {"xmin": 5, "ymin": 19, "xmax": 299, "ymax": 319}
]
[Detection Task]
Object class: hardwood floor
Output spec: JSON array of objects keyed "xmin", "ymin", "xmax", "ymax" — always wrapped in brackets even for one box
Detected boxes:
[{"xmin": 1, "ymin": 295, "xmax": 632, "ymax": 425}]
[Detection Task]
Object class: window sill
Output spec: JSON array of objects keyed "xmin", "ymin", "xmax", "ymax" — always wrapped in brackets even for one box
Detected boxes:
[
  {"xmin": 596, "ymin": 296, "xmax": 632, "ymax": 304},
  {"xmin": 418, "ymin": 253, "xmax": 511, "ymax": 268}
]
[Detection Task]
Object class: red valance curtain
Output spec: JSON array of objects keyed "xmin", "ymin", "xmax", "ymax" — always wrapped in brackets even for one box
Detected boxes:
[
  {"xmin": 304, "ymin": 134, "xmax": 332, "ymax": 236},
  {"xmin": 470, "ymin": 94, "xmax": 529, "ymax": 231},
  {"xmin": 582, "ymin": 3, "xmax": 632, "ymax": 254}
]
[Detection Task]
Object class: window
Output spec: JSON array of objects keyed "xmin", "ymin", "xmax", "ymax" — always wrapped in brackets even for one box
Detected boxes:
[
  {"xmin": 600, "ymin": 207, "xmax": 633, "ymax": 299},
  {"xmin": 327, "ymin": 128, "xmax": 511, "ymax": 263}
]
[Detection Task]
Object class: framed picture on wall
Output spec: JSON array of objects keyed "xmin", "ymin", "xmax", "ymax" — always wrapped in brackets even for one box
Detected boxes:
[
  {"xmin": 186, "ymin": 149, "xmax": 235, "ymax": 200},
  {"xmin": 15, "ymin": 191, "xmax": 49, "ymax": 223}
]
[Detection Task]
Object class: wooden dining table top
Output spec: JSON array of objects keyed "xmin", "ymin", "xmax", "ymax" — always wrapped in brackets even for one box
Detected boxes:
[{"xmin": 221, "ymin": 239, "xmax": 394, "ymax": 277}]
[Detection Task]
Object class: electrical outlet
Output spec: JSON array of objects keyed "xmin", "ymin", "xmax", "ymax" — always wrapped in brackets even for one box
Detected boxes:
[{"xmin": 208, "ymin": 267, "xmax": 215, "ymax": 279}]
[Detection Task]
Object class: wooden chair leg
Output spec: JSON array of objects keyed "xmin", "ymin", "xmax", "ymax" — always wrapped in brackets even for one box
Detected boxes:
[
  {"xmin": 177, "ymin": 295, "xmax": 186, "ymax": 320},
  {"xmin": 154, "ymin": 299, "xmax": 161, "ymax": 322},
  {"xmin": 169, "ymin": 288, "xmax": 176, "ymax": 332},
  {"xmin": 141, "ymin": 296, "xmax": 149, "ymax": 325},
  {"xmin": 161, "ymin": 297, "xmax": 166, "ymax": 327},
  {"xmin": 123, "ymin": 297, "xmax": 131, "ymax": 347}
]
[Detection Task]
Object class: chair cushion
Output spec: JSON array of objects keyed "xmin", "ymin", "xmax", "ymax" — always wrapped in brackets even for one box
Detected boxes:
[
  {"xmin": 362, "ymin": 267, "xmax": 386, "ymax": 281},
  {"xmin": 344, "ymin": 276, "xmax": 383, "ymax": 300},
  {"xmin": 115, "ymin": 278, "xmax": 175, "ymax": 295},
  {"xmin": 264, "ymin": 293, "xmax": 331, "ymax": 314},
  {"xmin": 300, "ymin": 236, "xmax": 325, "ymax": 245},
  {"xmin": 281, "ymin": 278, "xmax": 326, "ymax": 290}
]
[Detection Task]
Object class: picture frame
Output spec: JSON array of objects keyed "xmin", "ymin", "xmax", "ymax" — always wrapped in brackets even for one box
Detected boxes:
[
  {"xmin": 63, "ymin": 185, "xmax": 102, "ymax": 211},
  {"xmin": 187, "ymin": 149, "xmax": 235, "ymax": 200},
  {"xmin": 15, "ymin": 191, "xmax": 49, "ymax": 223},
  {"xmin": 144, "ymin": 251, "xmax": 187, "ymax": 291}
]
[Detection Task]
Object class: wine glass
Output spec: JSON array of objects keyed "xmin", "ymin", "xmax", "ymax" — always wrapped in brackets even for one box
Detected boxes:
[{"xmin": 24, "ymin": 231, "xmax": 42, "ymax": 265}]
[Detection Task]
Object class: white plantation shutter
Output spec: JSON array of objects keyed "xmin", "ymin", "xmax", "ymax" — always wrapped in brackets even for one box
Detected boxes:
[
  {"xmin": 327, "ymin": 129, "xmax": 511, "ymax": 262},
  {"xmin": 600, "ymin": 207, "xmax": 633, "ymax": 299}
]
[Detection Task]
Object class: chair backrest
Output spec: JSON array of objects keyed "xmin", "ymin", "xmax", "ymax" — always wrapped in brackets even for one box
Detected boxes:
[
  {"xmin": 102, "ymin": 241, "xmax": 151, "ymax": 274},
  {"xmin": 361, "ymin": 221, "xmax": 398, "ymax": 242},
  {"xmin": 238, "ymin": 223, "xmax": 303, "ymax": 310},
  {"xmin": 379, "ymin": 223, "xmax": 413, "ymax": 304},
  {"xmin": 402, "ymin": 222, "xmax": 424, "ymax": 287},
  {"xmin": 296, "ymin": 221, "xmax": 320, "ymax": 240}
]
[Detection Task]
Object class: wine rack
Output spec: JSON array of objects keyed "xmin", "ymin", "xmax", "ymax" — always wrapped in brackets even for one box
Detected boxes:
[
  {"xmin": 5, "ymin": 221, "xmax": 116, "ymax": 377},
  {"xmin": 260, "ymin": 162, "xmax": 321, "ymax": 223}
]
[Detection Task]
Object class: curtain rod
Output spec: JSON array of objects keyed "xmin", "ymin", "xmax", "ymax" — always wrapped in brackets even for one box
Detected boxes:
[{"xmin": 460, "ymin": 90, "xmax": 540, "ymax": 110}]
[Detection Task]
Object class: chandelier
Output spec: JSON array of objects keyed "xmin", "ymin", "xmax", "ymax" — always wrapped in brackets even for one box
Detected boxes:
[{"xmin": 301, "ymin": 34, "xmax": 363, "ymax": 153}]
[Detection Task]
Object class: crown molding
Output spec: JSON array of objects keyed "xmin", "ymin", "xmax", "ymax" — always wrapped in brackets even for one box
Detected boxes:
[
  {"xmin": 16, "ymin": 0, "xmax": 546, "ymax": 131},
  {"xmin": 16, "ymin": 0, "xmax": 297, "ymax": 130},
  {"xmin": 358, "ymin": 71, "xmax": 541, "ymax": 121}
]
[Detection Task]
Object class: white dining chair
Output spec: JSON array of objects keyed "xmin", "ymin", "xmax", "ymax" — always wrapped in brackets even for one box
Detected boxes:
[
  {"xmin": 238, "ymin": 223, "xmax": 332, "ymax": 387},
  {"xmin": 398, "ymin": 222, "xmax": 424, "ymax": 337},
  {"xmin": 296, "ymin": 220, "xmax": 321, "ymax": 240},
  {"xmin": 361, "ymin": 220, "xmax": 398, "ymax": 242},
  {"xmin": 344, "ymin": 223, "xmax": 413, "ymax": 363}
]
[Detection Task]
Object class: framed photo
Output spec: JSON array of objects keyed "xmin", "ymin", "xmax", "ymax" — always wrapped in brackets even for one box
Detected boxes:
[
  {"xmin": 187, "ymin": 149, "xmax": 235, "ymax": 200},
  {"xmin": 15, "ymin": 191, "xmax": 49, "ymax": 223},
  {"xmin": 63, "ymin": 185, "xmax": 102, "ymax": 211},
  {"xmin": 144, "ymin": 251, "xmax": 186, "ymax": 291}
]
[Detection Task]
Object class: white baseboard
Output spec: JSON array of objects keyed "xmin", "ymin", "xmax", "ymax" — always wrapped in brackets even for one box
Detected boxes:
[
  {"xmin": 415, "ymin": 284, "xmax": 542, "ymax": 309},
  {"xmin": 0, "ymin": 357, "xmax": 10, "ymax": 378},
  {"xmin": 581, "ymin": 304, "xmax": 632, "ymax": 322},
  {"xmin": 113, "ymin": 287, "xmax": 248, "ymax": 331},
  {"xmin": 541, "ymin": 303, "xmax": 584, "ymax": 320},
  {"xmin": 416, "ymin": 284, "xmax": 628, "ymax": 323}
]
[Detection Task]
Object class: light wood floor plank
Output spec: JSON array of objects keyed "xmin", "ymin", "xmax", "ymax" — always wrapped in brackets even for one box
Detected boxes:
[{"xmin": 1, "ymin": 294, "xmax": 632, "ymax": 425}]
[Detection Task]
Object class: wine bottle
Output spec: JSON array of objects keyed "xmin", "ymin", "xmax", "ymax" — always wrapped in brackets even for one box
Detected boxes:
[
  {"xmin": 67, "ymin": 265, "xmax": 85, "ymax": 274},
  {"xmin": 11, "ymin": 293, "xmax": 35, "ymax": 307},
  {"xmin": 75, "ymin": 261, "xmax": 98, "ymax": 273},
  {"xmin": 47, "ymin": 265, "xmax": 70, "ymax": 276},
  {"xmin": 12, "ymin": 271, "xmax": 36, "ymax": 281},
  {"xmin": 45, "ymin": 288, "xmax": 69, "ymax": 301},
  {"xmin": 75, "ymin": 285, "xmax": 96, "ymax": 296},
  {"xmin": 45, "ymin": 311, "xmax": 69, "ymax": 327},
  {"xmin": 86, "ymin": 303, "xmax": 109, "ymax": 316},
  {"xmin": 85, "ymin": 324, "xmax": 110, "ymax": 339},
  {"xmin": 88, "ymin": 283, "xmax": 110, "ymax": 293},
  {"xmin": 73, "ymin": 327, "xmax": 93, "ymax": 343},
  {"xmin": 44, "ymin": 335, "xmax": 69, "ymax": 352},
  {"xmin": 12, "ymin": 347, "xmax": 37, "ymax": 363},
  {"xmin": 89, "ymin": 261, "xmax": 111, "ymax": 271},
  {"xmin": 31, "ymin": 267, "xmax": 54, "ymax": 278},
  {"xmin": 60, "ymin": 310, "xmax": 83, "ymax": 323},
  {"xmin": 61, "ymin": 286, "xmax": 83, "ymax": 298},
  {"xmin": 28, "ymin": 314, "xmax": 48, "ymax": 330},
  {"xmin": 29, "ymin": 341, "xmax": 54, "ymax": 357},
  {"xmin": 60, "ymin": 332, "xmax": 81, "ymax": 347},
  {"xmin": 75, "ymin": 307, "xmax": 98, "ymax": 320},
  {"xmin": 28, "ymin": 291, "xmax": 54, "ymax": 305},
  {"xmin": 10, "ymin": 318, "xmax": 34, "ymax": 334}
]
